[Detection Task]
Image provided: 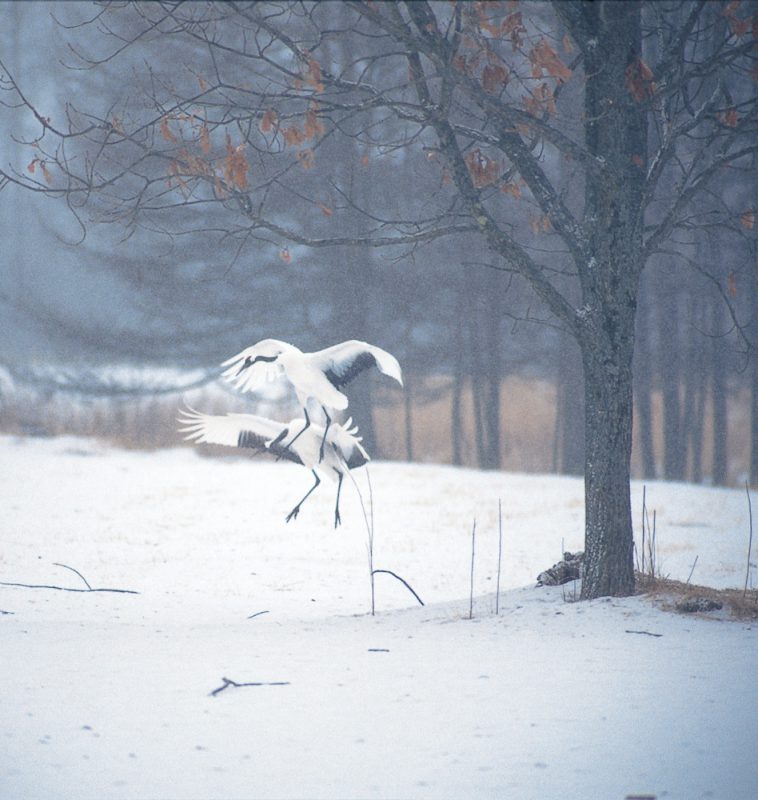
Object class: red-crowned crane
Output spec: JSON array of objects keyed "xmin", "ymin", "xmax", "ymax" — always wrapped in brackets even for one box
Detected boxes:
[
  {"xmin": 177, "ymin": 405, "xmax": 368, "ymax": 528},
  {"xmin": 220, "ymin": 339, "xmax": 402, "ymax": 460}
]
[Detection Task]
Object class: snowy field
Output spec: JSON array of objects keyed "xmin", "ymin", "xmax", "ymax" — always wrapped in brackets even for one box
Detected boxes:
[{"xmin": 1, "ymin": 434, "xmax": 756, "ymax": 800}]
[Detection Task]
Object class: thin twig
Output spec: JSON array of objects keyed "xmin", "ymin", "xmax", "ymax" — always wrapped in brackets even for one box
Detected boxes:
[
  {"xmin": 640, "ymin": 484, "xmax": 647, "ymax": 575},
  {"xmin": 495, "ymin": 499, "xmax": 503, "ymax": 615},
  {"xmin": 209, "ymin": 677, "xmax": 290, "ymax": 697},
  {"xmin": 52, "ymin": 562, "xmax": 93, "ymax": 590},
  {"xmin": 346, "ymin": 466, "xmax": 375, "ymax": 615},
  {"xmin": 246, "ymin": 610, "xmax": 270, "ymax": 620},
  {"xmin": 367, "ymin": 467, "xmax": 375, "ymax": 617},
  {"xmin": 0, "ymin": 580, "xmax": 138, "ymax": 594},
  {"xmin": 625, "ymin": 629, "xmax": 663, "ymax": 637},
  {"xmin": 367, "ymin": 467, "xmax": 375, "ymax": 547},
  {"xmin": 371, "ymin": 569, "xmax": 424, "ymax": 606},
  {"xmin": 0, "ymin": 562, "xmax": 138, "ymax": 594},
  {"xmin": 745, "ymin": 481, "xmax": 754, "ymax": 598},
  {"xmin": 686, "ymin": 555, "xmax": 699, "ymax": 585},
  {"xmin": 469, "ymin": 519, "xmax": 476, "ymax": 620},
  {"xmin": 349, "ymin": 468, "xmax": 422, "ymax": 612}
]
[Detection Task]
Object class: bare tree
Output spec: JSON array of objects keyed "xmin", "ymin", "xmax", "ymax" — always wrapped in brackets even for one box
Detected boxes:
[{"xmin": 2, "ymin": 1, "xmax": 758, "ymax": 597}]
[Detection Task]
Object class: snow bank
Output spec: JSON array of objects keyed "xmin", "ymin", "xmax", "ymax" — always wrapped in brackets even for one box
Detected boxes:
[{"xmin": 1, "ymin": 435, "xmax": 756, "ymax": 799}]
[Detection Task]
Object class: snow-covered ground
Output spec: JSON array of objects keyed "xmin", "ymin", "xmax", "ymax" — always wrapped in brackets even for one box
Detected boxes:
[{"xmin": 1, "ymin": 434, "xmax": 756, "ymax": 799}]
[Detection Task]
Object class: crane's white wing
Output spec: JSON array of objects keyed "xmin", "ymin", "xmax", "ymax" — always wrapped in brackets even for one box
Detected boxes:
[
  {"xmin": 220, "ymin": 353, "xmax": 284, "ymax": 395},
  {"xmin": 177, "ymin": 406, "xmax": 303, "ymax": 464},
  {"xmin": 312, "ymin": 340, "xmax": 403, "ymax": 390}
]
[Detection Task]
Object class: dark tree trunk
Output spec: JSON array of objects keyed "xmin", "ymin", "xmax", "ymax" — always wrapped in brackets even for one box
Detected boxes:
[
  {"xmin": 484, "ymin": 283, "xmax": 502, "ymax": 470},
  {"xmin": 467, "ymin": 298, "xmax": 487, "ymax": 468},
  {"xmin": 751, "ymin": 165, "xmax": 758, "ymax": 487},
  {"xmin": 711, "ymin": 294, "xmax": 728, "ymax": 486},
  {"xmin": 682, "ymin": 292, "xmax": 706, "ymax": 482},
  {"xmin": 658, "ymin": 278, "xmax": 685, "ymax": 480},
  {"xmin": 581, "ymin": 323, "xmax": 637, "ymax": 597},
  {"xmin": 690, "ymin": 371, "xmax": 706, "ymax": 484},
  {"xmin": 633, "ymin": 276, "xmax": 656, "ymax": 479},
  {"xmin": 451, "ymin": 300, "xmax": 464, "ymax": 466},
  {"xmin": 555, "ymin": 331, "xmax": 585, "ymax": 475},
  {"xmin": 577, "ymin": 0, "xmax": 645, "ymax": 598}
]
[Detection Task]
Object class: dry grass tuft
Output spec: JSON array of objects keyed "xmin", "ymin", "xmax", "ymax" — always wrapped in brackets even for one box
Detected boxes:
[{"xmin": 636, "ymin": 573, "xmax": 758, "ymax": 621}]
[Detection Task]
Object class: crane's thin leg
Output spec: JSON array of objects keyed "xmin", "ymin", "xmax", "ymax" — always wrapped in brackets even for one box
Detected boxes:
[
  {"xmin": 333, "ymin": 470, "xmax": 344, "ymax": 528},
  {"xmin": 318, "ymin": 409, "xmax": 331, "ymax": 462},
  {"xmin": 274, "ymin": 408, "xmax": 310, "ymax": 459},
  {"xmin": 286, "ymin": 469, "xmax": 321, "ymax": 523}
]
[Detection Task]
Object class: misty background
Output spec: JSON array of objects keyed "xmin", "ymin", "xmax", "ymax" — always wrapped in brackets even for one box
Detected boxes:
[{"xmin": 1, "ymin": 1, "xmax": 756, "ymax": 487}]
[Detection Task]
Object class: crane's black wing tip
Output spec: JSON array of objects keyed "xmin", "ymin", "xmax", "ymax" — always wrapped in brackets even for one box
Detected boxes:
[{"xmin": 325, "ymin": 351, "xmax": 377, "ymax": 389}]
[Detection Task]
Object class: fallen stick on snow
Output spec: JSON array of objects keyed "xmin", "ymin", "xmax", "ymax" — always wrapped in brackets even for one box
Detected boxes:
[
  {"xmin": 0, "ymin": 580, "xmax": 139, "ymax": 595},
  {"xmin": 0, "ymin": 562, "xmax": 139, "ymax": 595},
  {"xmin": 209, "ymin": 677, "xmax": 291, "ymax": 697},
  {"xmin": 625, "ymin": 629, "xmax": 663, "ymax": 637}
]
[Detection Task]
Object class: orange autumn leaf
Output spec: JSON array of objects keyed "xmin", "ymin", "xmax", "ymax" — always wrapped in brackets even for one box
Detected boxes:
[
  {"xmin": 482, "ymin": 63, "xmax": 509, "ymax": 94},
  {"xmin": 501, "ymin": 11, "xmax": 524, "ymax": 37},
  {"xmin": 530, "ymin": 38, "xmax": 572, "ymax": 83},
  {"xmin": 473, "ymin": 2, "xmax": 500, "ymax": 37},
  {"xmin": 303, "ymin": 109, "xmax": 325, "ymax": 139},
  {"xmin": 465, "ymin": 149, "xmax": 499, "ymax": 188},
  {"xmin": 166, "ymin": 161, "xmax": 190, "ymax": 195},
  {"xmin": 319, "ymin": 203, "xmax": 333, "ymax": 216},
  {"xmin": 304, "ymin": 55, "xmax": 324, "ymax": 92},
  {"xmin": 740, "ymin": 209, "xmax": 755, "ymax": 230},
  {"xmin": 297, "ymin": 148, "xmax": 315, "ymax": 170},
  {"xmin": 160, "ymin": 116, "xmax": 178, "ymax": 143},
  {"xmin": 223, "ymin": 133, "xmax": 249, "ymax": 190},
  {"xmin": 723, "ymin": 108, "xmax": 739, "ymax": 127},
  {"xmin": 500, "ymin": 181, "xmax": 522, "ymax": 198},
  {"xmin": 279, "ymin": 248, "xmax": 292, "ymax": 264},
  {"xmin": 523, "ymin": 83, "xmax": 557, "ymax": 116},
  {"xmin": 260, "ymin": 108, "xmax": 278, "ymax": 134},
  {"xmin": 283, "ymin": 125, "xmax": 305, "ymax": 147},
  {"xmin": 213, "ymin": 175, "xmax": 228, "ymax": 199},
  {"xmin": 625, "ymin": 58, "xmax": 656, "ymax": 103},
  {"xmin": 729, "ymin": 15, "xmax": 750, "ymax": 36},
  {"xmin": 727, "ymin": 272, "xmax": 737, "ymax": 298},
  {"xmin": 722, "ymin": 0, "xmax": 750, "ymax": 36},
  {"xmin": 199, "ymin": 123, "xmax": 211, "ymax": 155}
]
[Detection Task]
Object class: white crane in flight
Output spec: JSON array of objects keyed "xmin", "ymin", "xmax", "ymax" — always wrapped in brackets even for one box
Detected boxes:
[
  {"xmin": 220, "ymin": 339, "xmax": 402, "ymax": 461},
  {"xmin": 177, "ymin": 405, "xmax": 369, "ymax": 528}
]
